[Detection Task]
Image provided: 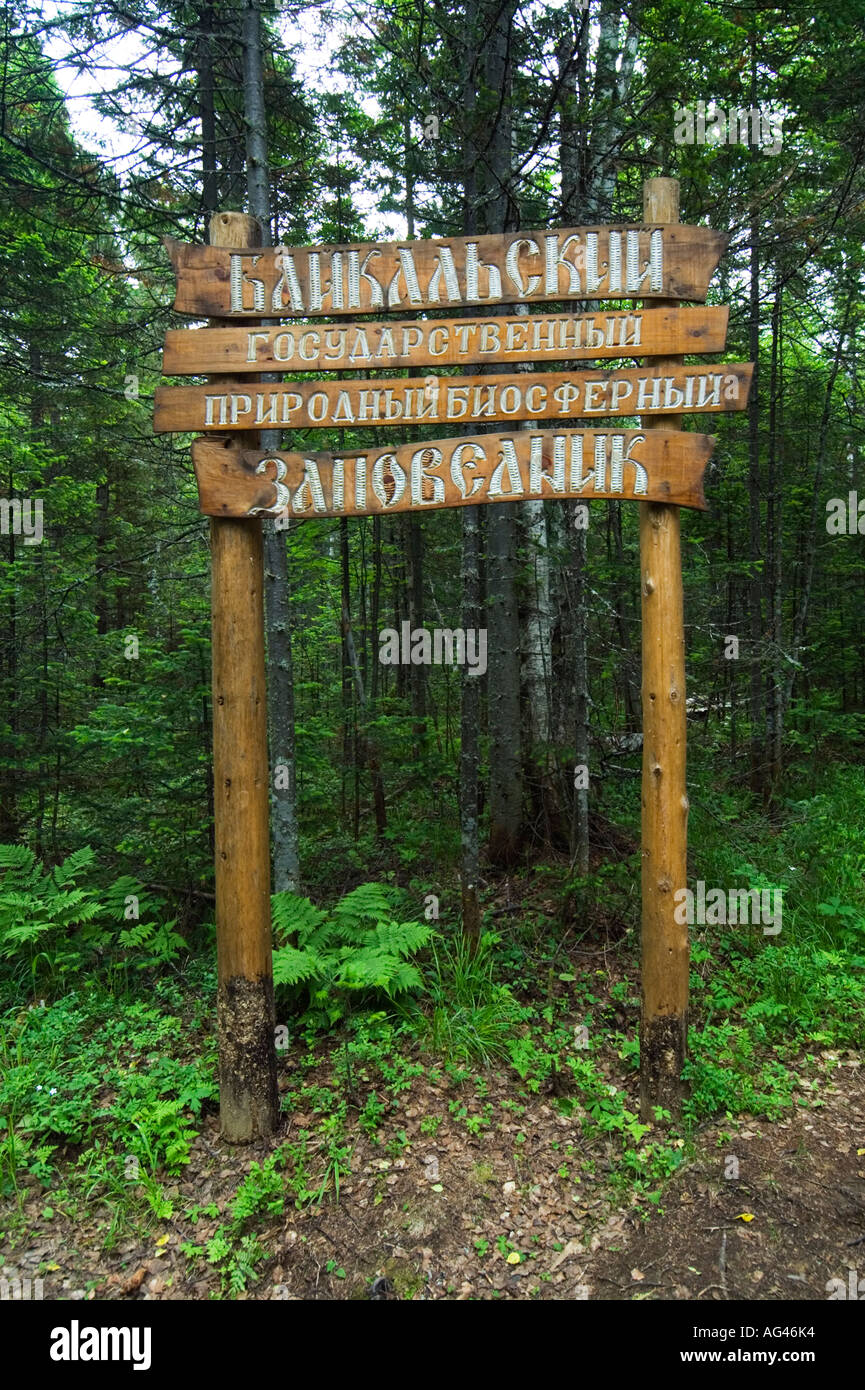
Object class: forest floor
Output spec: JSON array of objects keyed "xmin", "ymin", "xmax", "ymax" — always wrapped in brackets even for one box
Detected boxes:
[
  {"xmin": 4, "ymin": 1024, "xmax": 862, "ymax": 1302},
  {"xmin": 3, "ymin": 760, "xmax": 864, "ymax": 1302}
]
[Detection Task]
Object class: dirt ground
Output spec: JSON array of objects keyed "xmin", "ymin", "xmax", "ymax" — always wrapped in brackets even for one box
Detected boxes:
[{"xmin": 4, "ymin": 1046, "xmax": 863, "ymax": 1303}]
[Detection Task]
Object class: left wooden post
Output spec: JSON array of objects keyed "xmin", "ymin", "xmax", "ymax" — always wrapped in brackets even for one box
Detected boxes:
[{"xmin": 209, "ymin": 211, "xmax": 278, "ymax": 1142}]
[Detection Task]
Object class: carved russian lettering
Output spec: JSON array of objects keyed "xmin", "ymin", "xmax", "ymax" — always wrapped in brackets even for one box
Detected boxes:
[
  {"xmin": 191, "ymin": 429, "xmax": 715, "ymax": 519},
  {"xmin": 167, "ymin": 224, "xmax": 728, "ymax": 318}
]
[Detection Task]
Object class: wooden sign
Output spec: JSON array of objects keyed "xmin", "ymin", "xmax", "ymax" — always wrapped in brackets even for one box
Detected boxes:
[
  {"xmin": 162, "ymin": 305, "xmax": 730, "ymax": 376},
  {"xmin": 166, "ymin": 223, "xmax": 728, "ymax": 318},
  {"xmin": 154, "ymin": 362, "xmax": 752, "ymax": 435},
  {"xmin": 153, "ymin": 186, "xmax": 750, "ymax": 1145},
  {"xmin": 191, "ymin": 428, "xmax": 714, "ymax": 519}
]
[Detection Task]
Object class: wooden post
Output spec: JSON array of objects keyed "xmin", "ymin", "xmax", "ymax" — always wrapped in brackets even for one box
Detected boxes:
[
  {"xmin": 209, "ymin": 211, "xmax": 278, "ymax": 1142},
  {"xmin": 639, "ymin": 178, "xmax": 689, "ymax": 1121}
]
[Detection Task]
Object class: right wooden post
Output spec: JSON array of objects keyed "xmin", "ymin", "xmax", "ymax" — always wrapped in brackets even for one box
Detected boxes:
[{"xmin": 639, "ymin": 177, "xmax": 689, "ymax": 1121}]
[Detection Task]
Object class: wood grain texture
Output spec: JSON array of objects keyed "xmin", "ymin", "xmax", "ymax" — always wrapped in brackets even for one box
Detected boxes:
[
  {"xmin": 638, "ymin": 178, "xmax": 690, "ymax": 1123},
  {"xmin": 154, "ymin": 362, "xmax": 753, "ymax": 434},
  {"xmin": 191, "ymin": 429, "xmax": 714, "ymax": 518},
  {"xmin": 166, "ymin": 223, "xmax": 728, "ymax": 317},
  {"xmin": 207, "ymin": 210, "xmax": 277, "ymax": 1144},
  {"xmin": 210, "ymin": 509, "xmax": 272, "ymax": 986},
  {"xmin": 161, "ymin": 305, "xmax": 730, "ymax": 375}
]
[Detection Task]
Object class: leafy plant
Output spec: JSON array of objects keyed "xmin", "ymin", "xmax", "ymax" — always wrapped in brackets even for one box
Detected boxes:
[
  {"xmin": 0, "ymin": 845, "xmax": 104, "ymax": 989},
  {"xmin": 0, "ymin": 846, "xmax": 185, "ymax": 993},
  {"xmin": 423, "ymin": 933, "xmax": 525, "ymax": 1065},
  {"xmin": 272, "ymin": 882, "xmax": 433, "ymax": 1026},
  {"xmin": 0, "ymin": 991, "xmax": 215, "ymax": 1196}
]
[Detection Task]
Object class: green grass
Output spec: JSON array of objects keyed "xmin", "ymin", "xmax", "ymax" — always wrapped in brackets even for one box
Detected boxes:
[{"xmin": 420, "ymin": 932, "xmax": 527, "ymax": 1066}]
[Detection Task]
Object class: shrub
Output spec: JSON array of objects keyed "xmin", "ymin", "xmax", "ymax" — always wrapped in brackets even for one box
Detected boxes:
[{"xmin": 0, "ymin": 844, "xmax": 185, "ymax": 994}]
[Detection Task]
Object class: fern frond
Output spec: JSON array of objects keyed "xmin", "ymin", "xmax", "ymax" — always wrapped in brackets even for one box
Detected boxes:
[
  {"xmin": 0, "ymin": 920, "xmax": 52, "ymax": 951},
  {"xmin": 271, "ymin": 882, "xmax": 427, "ymax": 1020},
  {"xmin": 330, "ymin": 882, "xmax": 397, "ymax": 937},
  {"xmin": 0, "ymin": 889, "xmax": 46, "ymax": 915},
  {"xmin": 120, "ymin": 921, "xmax": 156, "ymax": 949},
  {"xmin": 272, "ymin": 943, "xmax": 321, "ymax": 987},
  {"xmin": 371, "ymin": 919, "xmax": 433, "ymax": 957},
  {"xmin": 102, "ymin": 875, "xmax": 161, "ymax": 922},
  {"xmin": 383, "ymin": 959, "xmax": 423, "ymax": 995},
  {"xmin": 47, "ymin": 886, "xmax": 90, "ymax": 914},
  {"xmin": 151, "ymin": 921, "xmax": 187, "ymax": 959},
  {"xmin": 0, "ymin": 844, "xmax": 38, "ymax": 879},
  {"xmin": 51, "ymin": 847, "xmax": 95, "ymax": 887},
  {"xmin": 335, "ymin": 950, "xmax": 400, "ymax": 990},
  {"xmin": 271, "ymin": 892, "xmax": 329, "ymax": 947},
  {"xmin": 0, "ymin": 843, "xmax": 37, "ymax": 868}
]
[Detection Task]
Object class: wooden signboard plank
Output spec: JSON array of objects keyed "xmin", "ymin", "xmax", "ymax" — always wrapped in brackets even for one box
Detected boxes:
[
  {"xmin": 154, "ymin": 362, "xmax": 753, "ymax": 434},
  {"xmin": 191, "ymin": 428, "xmax": 714, "ymax": 519},
  {"xmin": 162, "ymin": 305, "xmax": 729, "ymax": 376},
  {"xmin": 166, "ymin": 224, "xmax": 728, "ymax": 318}
]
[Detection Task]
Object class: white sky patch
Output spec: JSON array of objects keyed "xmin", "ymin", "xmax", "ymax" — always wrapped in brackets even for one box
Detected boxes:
[
  {"xmin": 35, "ymin": 0, "xmax": 398, "ymax": 238},
  {"xmin": 39, "ymin": 0, "xmax": 153, "ymax": 166}
]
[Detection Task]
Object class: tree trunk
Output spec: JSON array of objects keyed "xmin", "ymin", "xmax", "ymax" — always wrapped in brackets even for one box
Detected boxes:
[
  {"xmin": 477, "ymin": 0, "xmax": 523, "ymax": 867},
  {"xmin": 406, "ymin": 515, "xmax": 426, "ymax": 751},
  {"xmin": 340, "ymin": 515, "xmax": 354, "ymax": 821},
  {"xmin": 487, "ymin": 506, "xmax": 523, "ymax": 865},
  {"xmin": 783, "ymin": 289, "xmax": 854, "ymax": 714},
  {"xmin": 521, "ymin": 505, "xmax": 552, "ymax": 715},
  {"xmin": 242, "ymin": 0, "xmax": 299, "ymax": 891},
  {"xmin": 0, "ymin": 466, "xmax": 17, "ymax": 843},
  {"xmin": 747, "ymin": 41, "xmax": 765, "ymax": 798},
  {"xmin": 341, "ymin": 595, "xmax": 387, "ymax": 840},
  {"xmin": 765, "ymin": 282, "xmax": 783, "ymax": 798},
  {"xmin": 569, "ymin": 515, "xmax": 590, "ymax": 873},
  {"xmin": 370, "ymin": 515, "xmax": 382, "ymax": 704},
  {"xmin": 458, "ymin": 0, "xmax": 484, "ymax": 943},
  {"xmin": 461, "ymin": 503, "xmax": 482, "ymax": 949}
]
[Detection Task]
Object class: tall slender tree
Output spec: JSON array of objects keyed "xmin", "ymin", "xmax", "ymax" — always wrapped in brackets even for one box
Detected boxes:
[{"xmin": 242, "ymin": 0, "xmax": 299, "ymax": 892}]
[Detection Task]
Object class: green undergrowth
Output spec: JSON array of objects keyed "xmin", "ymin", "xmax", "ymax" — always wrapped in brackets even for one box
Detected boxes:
[
  {"xmin": 0, "ymin": 757, "xmax": 863, "ymax": 1288},
  {"xmin": 0, "ymin": 972, "xmax": 217, "ymax": 1220},
  {"xmin": 681, "ymin": 758, "xmax": 865, "ymax": 1118}
]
